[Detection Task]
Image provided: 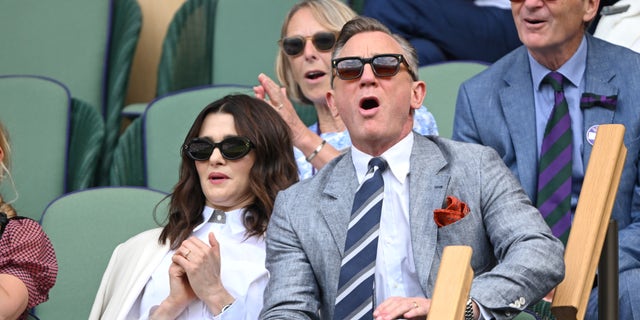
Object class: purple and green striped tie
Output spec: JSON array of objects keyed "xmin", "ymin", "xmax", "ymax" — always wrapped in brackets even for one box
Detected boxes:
[{"xmin": 537, "ymin": 71, "xmax": 572, "ymax": 245}]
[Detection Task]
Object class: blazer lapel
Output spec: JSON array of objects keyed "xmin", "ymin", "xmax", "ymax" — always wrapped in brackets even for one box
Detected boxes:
[
  {"xmin": 581, "ymin": 35, "xmax": 619, "ymax": 166},
  {"xmin": 321, "ymin": 152, "xmax": 359, "ymax": 256},
  {"xmin": 500, "ymin": 48, "xmax": 539, "ymax": 201},
  {"xmin": 409, "ymin": 134, "xmax": 450, "ymax": 294}
]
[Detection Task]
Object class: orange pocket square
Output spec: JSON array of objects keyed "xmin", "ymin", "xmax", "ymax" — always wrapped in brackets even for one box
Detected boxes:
[{"xmin": 434, "ymin": 196, "xmax": 470, "ymax": 227}]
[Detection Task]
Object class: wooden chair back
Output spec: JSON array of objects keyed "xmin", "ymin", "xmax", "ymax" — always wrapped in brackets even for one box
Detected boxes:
[
  {"xmin": 428, "ymin": 245, "xmax": 474, "ymax": 320},
  {"xmin": 551, "ymin": 124, "xmax": 626, "ymax": 320}
]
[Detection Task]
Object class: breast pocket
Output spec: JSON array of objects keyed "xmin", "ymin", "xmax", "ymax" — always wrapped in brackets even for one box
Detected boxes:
[{"xmin": 435, "ymin": 210, "xmax": 495, "ymax": 275}]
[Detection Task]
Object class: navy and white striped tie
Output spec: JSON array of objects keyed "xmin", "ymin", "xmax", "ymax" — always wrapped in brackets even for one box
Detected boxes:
[{"xmin": 334, "ymin": 157, "xmax": 387, "ymax": 320}]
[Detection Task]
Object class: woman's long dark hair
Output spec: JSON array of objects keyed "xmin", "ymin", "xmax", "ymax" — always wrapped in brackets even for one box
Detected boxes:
[{"xmin": 159, "ymin": 94, "xmax": 298, "ymax": 249}]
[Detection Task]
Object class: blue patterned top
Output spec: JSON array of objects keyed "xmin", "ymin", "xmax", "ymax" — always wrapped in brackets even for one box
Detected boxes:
[{"xmin": 294, "ymin": 105, "xmax": 439, "ymax": 179}]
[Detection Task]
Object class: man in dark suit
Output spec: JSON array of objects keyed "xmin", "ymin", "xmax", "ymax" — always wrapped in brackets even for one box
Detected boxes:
[
  {"xmin": 362, "ymin": 0, "xmax": 522, "ymax": 66},
  {"xmin": 453, "ymin": 0, "xmax": 640, "ymax": 318},
  {"xmin": 261, "ymin": 16, "xmax": 564, "ymax": 320}
]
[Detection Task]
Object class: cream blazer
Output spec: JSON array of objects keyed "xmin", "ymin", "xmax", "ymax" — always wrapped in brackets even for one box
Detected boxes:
[{"xmin": 89, "ymin": 228, "xmax": 168, "ymax": 320}]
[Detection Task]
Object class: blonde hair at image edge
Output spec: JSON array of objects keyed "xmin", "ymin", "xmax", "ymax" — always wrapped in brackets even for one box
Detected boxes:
[{"xmin": 0, "ymin": 122, "xmax": 17, "ymax": 218}]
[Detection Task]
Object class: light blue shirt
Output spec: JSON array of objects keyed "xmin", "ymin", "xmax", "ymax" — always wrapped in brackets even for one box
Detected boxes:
[
  {"xmin": 295, "ymin": 105, "xmax": 439, "ymax": 180},
  {"xmin": 528, "ymin": 35, "xmax": 588, "ymax": 213}
]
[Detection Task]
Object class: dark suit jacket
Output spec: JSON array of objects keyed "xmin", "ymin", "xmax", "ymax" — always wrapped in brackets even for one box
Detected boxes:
[
  {"xmin": 261, "ymin": 133, "xmax": 564, "ymax": 320},
  {"xmin": 454, "ymin": 34, "xmax": 640, "ymax": 282}
]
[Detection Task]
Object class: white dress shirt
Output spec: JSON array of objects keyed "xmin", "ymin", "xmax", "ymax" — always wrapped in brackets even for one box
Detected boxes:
[
  {"xmin": 351, "ymin": 133, "xmax": 426, "ymax": 307},
  {"xmin": 133, "ymin": 206, "xmax": 267, "ymax": 319}
]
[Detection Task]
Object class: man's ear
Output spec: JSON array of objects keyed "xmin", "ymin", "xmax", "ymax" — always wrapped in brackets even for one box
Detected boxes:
[
  {"xmin": 584, "ymin": 0, "xmax": 600, "ymax": 23},
  {"xmin": 411, "ymin": 80, "xmax": 426, "ymax": 111}
]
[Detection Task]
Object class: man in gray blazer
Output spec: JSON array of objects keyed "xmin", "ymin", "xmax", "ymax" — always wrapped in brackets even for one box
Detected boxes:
[
  {"xmin": 453, "ymin": 0, "xmax": 640, "ymax": 319},
  {"xmin": 261, "ymin": 16, "xmax": 564, "ymax": 320}
]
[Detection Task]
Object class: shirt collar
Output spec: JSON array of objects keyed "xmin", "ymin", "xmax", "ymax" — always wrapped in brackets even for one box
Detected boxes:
[
  {"xmin": 350, "ymin": 133, "xmax": 413, "ymax": 184},
  {"xmin": 529, "ymin": 35, "xmax": 587, "ymax": 90},
  {"xmin": 194, "ymin": 206, "xmax": 247, "ymax": 235}
]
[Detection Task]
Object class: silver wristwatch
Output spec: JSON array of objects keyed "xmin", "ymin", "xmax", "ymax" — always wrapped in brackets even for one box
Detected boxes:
[{"xmin": 465, "ymin": 298, "xmax": 474, "ymax": 320}]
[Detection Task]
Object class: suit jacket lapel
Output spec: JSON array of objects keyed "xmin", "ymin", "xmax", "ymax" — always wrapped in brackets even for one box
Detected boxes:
[
  {"xmin": 500, "ymin": 48, "xmax": 539, "ymax": 201},
  {"xmin": 322, "ymin": 152, "xmax": 359, "ymax": 256},
  {"xmin": 581, "ymin": 35, "xmax": 619, "ymax": 165},
  {"xmin": 409, "ymin": 134, "xmax": 450, "ymax": 294}
]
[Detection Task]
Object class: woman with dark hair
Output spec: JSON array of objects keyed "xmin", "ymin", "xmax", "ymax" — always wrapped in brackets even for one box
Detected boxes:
[
  {"xmin": 90, "ymin": 94, "xmax": 298, "ymax": 320},
  {"xmin": 0, "ymin": 121, "xmax": 57, "ymax": 320}
]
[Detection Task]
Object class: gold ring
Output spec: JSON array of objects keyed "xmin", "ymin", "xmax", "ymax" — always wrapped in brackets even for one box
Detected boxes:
[
  {"xmin": 184, "ymin": 249, "xmax": 191, "ymax": 259},
  {"xmin": 413, "ymin": 301, "xmax": 418, "ymax": 309}
]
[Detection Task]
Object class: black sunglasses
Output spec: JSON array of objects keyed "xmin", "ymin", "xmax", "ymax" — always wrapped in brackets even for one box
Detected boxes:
[
  {"xmin": 183, "ymin": 136, "xmax": 254, "ymax": 161},
  {"xmin": 279, "ymin": 32, "xmax": 337, "ymax": 56},
  {"xmin": 332, "ymin": 54, "xmax": 416, "ymax": 81}
]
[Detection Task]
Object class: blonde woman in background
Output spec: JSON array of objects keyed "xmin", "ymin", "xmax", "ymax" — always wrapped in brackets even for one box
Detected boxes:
[
  {"xmin": 0, "ymin": 121, "xmax": 57, "ymax": 320},
  {"xmin": 255, "ymin": 0, "xmax": 439, "ymax": 179}
]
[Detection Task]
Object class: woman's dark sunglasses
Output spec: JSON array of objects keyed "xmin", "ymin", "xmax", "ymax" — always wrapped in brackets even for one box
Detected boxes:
[
  {"xmin": 332, "ymin": 54, "xmax": 417, "ymax": 81},
  {"xmin": 183, "ymin": 136, "xmax": 254, "ymax": 161},
  {"xmin": 279, "ymin": 32, "xmax": 336, "ymax": 56}
]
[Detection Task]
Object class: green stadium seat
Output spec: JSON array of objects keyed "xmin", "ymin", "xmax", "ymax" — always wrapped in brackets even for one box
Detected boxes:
[
  {"xmin": 36, "ymin": 187, "xmax": 168, "ymax": 319},
  {"xmin": 0, "ymin": 0, "xmax": 143, "ymax": 185},
  {"xmin": 0, "ymin": 75, "xmax": 103, "ymax": 220},
  {"xmin": 418, "ymin": 61, "xmax": 488, "ymax": 138}
]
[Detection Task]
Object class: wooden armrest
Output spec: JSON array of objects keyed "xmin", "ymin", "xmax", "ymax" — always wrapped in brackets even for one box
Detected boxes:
[
  {"xmin": 551, "ymin": 124, "xmax": 626, "ymax": 320},
  {"xmin": 428, "ymin": 245, "xmax": 474, "ymax": 320}
]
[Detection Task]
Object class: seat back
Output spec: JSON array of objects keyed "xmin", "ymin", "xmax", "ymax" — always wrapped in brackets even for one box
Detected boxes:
[
  {"xmin": 418, "ymin": 61, "xmax": 488, "ymax": 138},
  {"xmin": 428, "ymin": 245, "xmax": 474, "ymax": 320},
  {"xmin": 212, "ymin": 0, "xmax": 319, "ymax": 126},
  {"xmin": 211, "ymin": 0, "xmax": 297, "ymax": 85},
  {"xmin": 156, "ymin": 0, "xmax": 216, "ymax": 97},
  {"xmin": 156, "ymin": 0, "xmax": 296, "ymax": 88},
  {"xmin": 36, "ymin": 187, "xmax": 168, "ymax": 319},
  {"xmin": 0, "ymin": 76, "xmax": 71, "ymax": 220},
  {"xmin": 0, "ymin": 0, "xmax": 142, "ymax": 186},
  {"xmin": 144, "ymin": 85, "xmax": 253, "ymax": 193},
  {"xmin": 551, "ymin": 124, "xmax": 626, "ymax": 320},
  {"xmin": 0, "ymin": 0, "xmax": 111, "ymax": 112}
]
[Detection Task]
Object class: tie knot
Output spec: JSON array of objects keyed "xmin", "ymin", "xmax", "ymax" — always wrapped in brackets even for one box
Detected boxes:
[
  {"xmin": 543, "ymin": 71, "xmax": 565, "ymax": 92},
  {"xmin": 368, "ymin": 157, "xmax": 388, "ymax": 174}
]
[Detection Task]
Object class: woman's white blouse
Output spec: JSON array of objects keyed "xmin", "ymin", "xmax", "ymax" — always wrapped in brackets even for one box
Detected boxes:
[{"xmin": 134, "ymin": 206, "xmax": 267, "ymax": 319}]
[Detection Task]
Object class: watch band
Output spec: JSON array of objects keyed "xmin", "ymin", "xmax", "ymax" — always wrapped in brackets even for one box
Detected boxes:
[{"xmin": 465, "ymin": 298, "xmax": 474, "ymax": 320}]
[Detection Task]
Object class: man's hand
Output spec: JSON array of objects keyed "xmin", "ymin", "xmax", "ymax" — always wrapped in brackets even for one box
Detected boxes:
[{"xmin": 373, "ymin": 296, "xmax": 431, "ymax": 320}]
